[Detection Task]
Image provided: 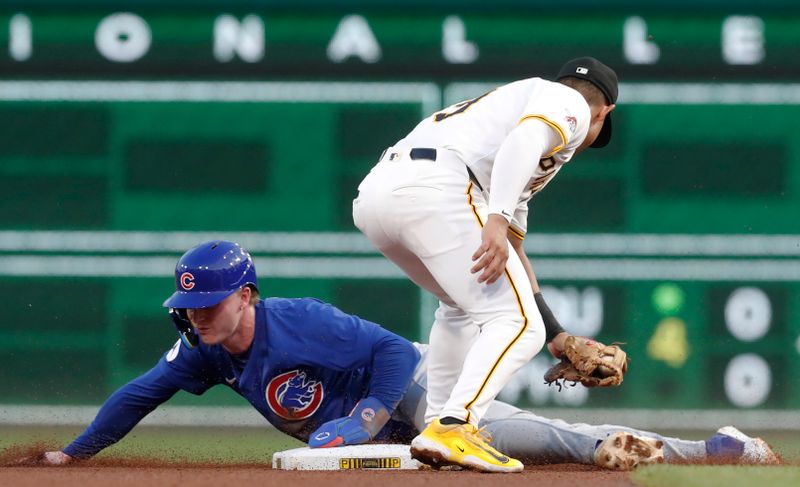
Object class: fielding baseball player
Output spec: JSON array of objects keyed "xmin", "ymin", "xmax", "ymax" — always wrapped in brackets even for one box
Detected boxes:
[
  {"xmin": 27, "ymin": 240, "xmax": 778, "ymax": 469},
  {"xmin": 352, "ymin": 57, "xmax": 621, "ymax": 471}
]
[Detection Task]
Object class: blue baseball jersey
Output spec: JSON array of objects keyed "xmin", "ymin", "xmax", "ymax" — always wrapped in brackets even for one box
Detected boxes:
[{"xmin": 64, "ymin": 297, "xmax": 420, "ymax": 458}]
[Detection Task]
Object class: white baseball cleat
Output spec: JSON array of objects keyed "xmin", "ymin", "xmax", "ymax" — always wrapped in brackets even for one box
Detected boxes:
[
  {"xmin": 706, "ymin": 426, "xmax": 780, "ymax": 465},
  {"xmin": 594, "ymin": 432, "xmax": 665, "ymax": 470}
]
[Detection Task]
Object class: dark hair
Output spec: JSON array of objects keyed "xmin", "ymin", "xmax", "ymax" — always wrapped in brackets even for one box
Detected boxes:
[{"xmin": 558, "ymin": 77, "xmax": 607, "ymax": 107}]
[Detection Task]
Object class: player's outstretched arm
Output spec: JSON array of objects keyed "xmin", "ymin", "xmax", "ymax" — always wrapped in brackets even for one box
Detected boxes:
[
  {"xmin": 295, "ymin": 304, "xmax": 420, "ymax": 447},
  {"xmin": 307, "ymin": 334, "xmax": 418, "ymax": 447},
  {"xmin": 61, "ymin": 365, "xmax": 182, "ymax": 459},
  {"xmin": 509, "ymin": 235, "xmax": 566, "ymax": 349}
]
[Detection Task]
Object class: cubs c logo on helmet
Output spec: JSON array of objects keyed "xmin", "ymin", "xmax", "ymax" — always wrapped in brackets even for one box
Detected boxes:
[
  {"xmin": 180, "ymin": 272, "xmax": 195, "ymax": 290},
  {"xmin": 266, "ymin": 370, "xmax": 324, "ymax": 420}
]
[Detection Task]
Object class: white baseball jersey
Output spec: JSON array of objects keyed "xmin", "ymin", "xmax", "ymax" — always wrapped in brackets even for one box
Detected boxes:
[{"xmin": 395, "ymin": 77, "xmax": 590, "ymax": 236}]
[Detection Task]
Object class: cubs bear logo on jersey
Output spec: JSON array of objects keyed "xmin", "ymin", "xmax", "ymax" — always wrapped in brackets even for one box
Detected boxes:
[{"xmin": 265, "ymin": 369, "xmax": 324, "ymax": 420}]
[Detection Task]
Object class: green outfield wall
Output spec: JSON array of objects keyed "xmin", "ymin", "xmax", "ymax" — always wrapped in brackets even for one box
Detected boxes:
[{"xmin": 0, "ymin": 5, "xmax": 798, "ymax": 417}]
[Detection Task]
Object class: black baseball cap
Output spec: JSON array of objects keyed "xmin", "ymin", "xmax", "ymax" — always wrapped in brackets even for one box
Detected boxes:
[{"xmin": 556, "ymin": 57, "xmax": 618, "ymax": 148}]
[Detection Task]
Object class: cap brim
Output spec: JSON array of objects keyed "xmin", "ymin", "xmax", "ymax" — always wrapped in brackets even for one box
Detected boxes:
[
  {"xmin": 590, "ymin": 114, "xmax": 612, "ymax": 148},
  {"xmin": 162, "ymin": 289, "xmax": 236, "ymax": 309}
]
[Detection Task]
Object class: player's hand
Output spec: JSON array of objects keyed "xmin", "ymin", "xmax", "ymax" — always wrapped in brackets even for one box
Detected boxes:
[
  {"xmin": 308, "ymin": 397, "xmax": 390, "ymax": 448},
  {"xmin": 14, "ymin": 451, "xmax": 73, "ymax": 466},
  {"xmin": 471, "ymin": 214, "xmax": 510, "ymax": 284},
  {"xmin": 547, "ymin": 331, "xmax": 571, "ymax": 359},
  {"xmin": 42, "ymin": 451, "xmax": 73, "ymax": 465}
]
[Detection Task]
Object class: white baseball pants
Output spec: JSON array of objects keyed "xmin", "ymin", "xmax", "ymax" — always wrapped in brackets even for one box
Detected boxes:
[{"xmin": 353, "ymin": 147, "xmax": 545, "ymax": 426}]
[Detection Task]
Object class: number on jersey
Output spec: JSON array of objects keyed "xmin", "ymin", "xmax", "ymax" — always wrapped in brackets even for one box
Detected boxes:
[{"xmin": 433, "ymin": 91, "xmax": 493, "ymax": 122}]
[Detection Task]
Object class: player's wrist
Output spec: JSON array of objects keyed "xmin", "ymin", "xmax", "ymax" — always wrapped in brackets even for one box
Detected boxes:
[
  {"xmin": 352, "ymin": 397, "xmax": 391, "ymax": 437},
  {"xmin": 534, "ymin": 292, "xmax": 566, "ymax": 342},
  {"xmin": 487, "ymin": 210, "xmax": 513, "ymax": 224}
]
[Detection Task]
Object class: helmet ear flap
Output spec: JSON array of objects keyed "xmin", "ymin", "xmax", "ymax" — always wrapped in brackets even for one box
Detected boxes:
[{"xmin": 169, "ymin": 308, "xmax": 198, "ymax": 349}]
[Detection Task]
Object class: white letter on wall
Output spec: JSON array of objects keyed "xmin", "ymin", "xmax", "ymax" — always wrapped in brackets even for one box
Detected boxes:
[
  {"xmin": 722, "ymin": 15, "xmax": 764, "ymax": 65},
  {"xmin": 9, "ymin": 13, "xmax": 32, "ymax": 61},
  {"xmin": 442, "ymin": 15, "xmax": 478, "ymax": 64},
  {"xmin": 623, "ymin": 16, "xmax": 659, "ymax": 64},
  {"xmin": 95, "ymin": 12, "xmax": 151, "ymax": 62},
  {"xmin": 327, "ymin": 15, "xmax": 381, "ymax": 63},
  {"xmin": 214, "ymin": 14, "xmax": 264, "ymax": 63}
]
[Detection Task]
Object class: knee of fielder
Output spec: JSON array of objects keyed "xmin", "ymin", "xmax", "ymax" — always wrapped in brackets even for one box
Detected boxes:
[{"xmin": 479, "ymin": 315, "xmax": 546, "ymax": 360}]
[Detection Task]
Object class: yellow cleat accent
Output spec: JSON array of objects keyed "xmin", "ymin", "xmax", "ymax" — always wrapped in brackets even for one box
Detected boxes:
[{"xmin": 410, "ymin": 419, "xmax": 523, "ymax": 473}]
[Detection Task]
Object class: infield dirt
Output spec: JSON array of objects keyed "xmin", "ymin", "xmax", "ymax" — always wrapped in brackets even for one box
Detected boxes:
[
  {"xmin": 0, "ymin": 463, "xmax": 634, "ymax": 487},
  {"xmin": 0, "ymin": 442, "xmax": 638, "ymax": 486}
]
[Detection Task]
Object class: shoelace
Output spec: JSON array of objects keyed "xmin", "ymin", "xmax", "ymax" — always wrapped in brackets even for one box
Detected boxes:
[
  {"xmin": 464, "ymin": 424, "xmax": 495, "ymax": 446},
  {"xmin": 476, "ymin": 426, "xmax": 494, "ymax": 444},
  {"xmin": 464, "ymin": 425, "xmax": 511, "ymax": 462}
]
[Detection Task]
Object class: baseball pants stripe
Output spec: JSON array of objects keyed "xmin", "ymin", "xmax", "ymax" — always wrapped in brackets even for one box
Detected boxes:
[{"xmin": 461, "ymin": 181, "xmax": 531, "ymax": 424}]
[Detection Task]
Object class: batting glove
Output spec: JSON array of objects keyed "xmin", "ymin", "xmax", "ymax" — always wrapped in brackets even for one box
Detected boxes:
[{"xmin": 308, "ymin": 397, "xmax": 390, "ymax": 448}]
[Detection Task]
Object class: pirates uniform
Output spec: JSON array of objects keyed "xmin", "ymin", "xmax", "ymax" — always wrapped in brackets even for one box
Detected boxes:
[{"xmin": 353, "ymin": 77, "xmax": 591, "ymax": 430}]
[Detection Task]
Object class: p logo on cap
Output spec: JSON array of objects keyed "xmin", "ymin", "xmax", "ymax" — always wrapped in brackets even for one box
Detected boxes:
[{"xmin": 576, "ymin": 67, "xmax": 589, "ymax": 74}]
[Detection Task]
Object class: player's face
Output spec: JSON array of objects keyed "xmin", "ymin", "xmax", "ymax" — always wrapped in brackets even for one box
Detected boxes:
[{"xmin": 186, "ymin": 290, "xmax": 246, "ymax": 345}]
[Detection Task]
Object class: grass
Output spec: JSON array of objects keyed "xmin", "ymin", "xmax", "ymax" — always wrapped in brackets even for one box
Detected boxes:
[
  {"xmin": 629, "ymin": 430, "xmax": 800, "ymax": 487},
  {"xmin": 632, "ymin": 465, "xmax": 800, "ymax": 487},
  {"xmin": 0, "ymin": 425, "xmax": 304, "ymax": 464}
]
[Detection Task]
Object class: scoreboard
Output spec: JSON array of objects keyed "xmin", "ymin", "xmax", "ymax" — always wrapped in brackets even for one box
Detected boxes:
[{"xmin": 0, "ymin": 2, "xmax": 799, "ymax": 417}]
